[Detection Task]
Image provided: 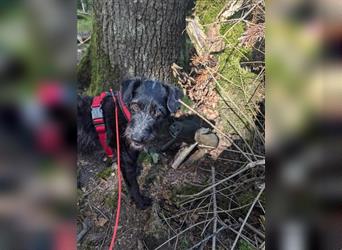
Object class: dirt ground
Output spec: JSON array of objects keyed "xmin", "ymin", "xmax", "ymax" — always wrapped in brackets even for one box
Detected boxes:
[
  {"xmin": 77, "ymin": 146, "xmax": 212, "ymax": 249},
  {"xmin": 77, "ymin": 114, "xmax": 213, "ymax": 249},
  {"xmin": 77, "ymin": 122, "xmax": 265, "ymax": 249}
]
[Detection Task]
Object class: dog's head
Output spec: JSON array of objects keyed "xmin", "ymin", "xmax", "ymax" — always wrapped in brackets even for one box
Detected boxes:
[{"xmin": 122, "ymin": 78, "xmax": 183, "ymax": 149}]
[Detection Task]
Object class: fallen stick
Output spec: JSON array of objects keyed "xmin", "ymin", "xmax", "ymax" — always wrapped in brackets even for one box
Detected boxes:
[
  {"xmin": 178, "ymin": 99, "xmax": 253, "ymax": 162},
  {"xmin": 189, "ymin": 226, "xmax": 227, "ymax": 250},
  {"xmin": 171, "ymin": 142, "xmax": 198, "ymax": 169},
  {"xmin": 238, "ymin": 217, "xmax": 265, "ymax": 239},
  {"xmin": 77, "ymin": 218, "xmax": 91, "ymax": 243},
  {"xmin": 230, "ymin": 184, "xmax": 265, "ymax": 250},
  {"xmin": 155, "ymin": 219, "xmax": 212, "ymax": 250},
  {"xmin": 211, "ymin": 166, "xmax": 218, "ymax": 250},
  {"xmin": 185, "ymin": 160, "xmax": 265, "ymax": 197}
]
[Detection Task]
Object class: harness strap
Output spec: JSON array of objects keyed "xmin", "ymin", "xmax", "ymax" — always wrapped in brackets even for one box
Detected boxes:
[
  {"xmin": 91, "ymin": 90, "xmax": 131, "ymax": 158},
  {"xmin": 91, "ymin": 92, "xmax": 114, "ymax": 158},
  {"xmin": 117, "ymin": 89, "xmax": 131, "ymax": 122}
]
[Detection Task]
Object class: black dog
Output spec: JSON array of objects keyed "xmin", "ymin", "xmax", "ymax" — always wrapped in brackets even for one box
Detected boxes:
[{"xmin": 78, "ymin": 78, "xmax": 183, "ymax": 209}]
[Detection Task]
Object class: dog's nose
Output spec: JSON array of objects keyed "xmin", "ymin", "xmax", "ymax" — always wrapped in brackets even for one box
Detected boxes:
[{"xmin": 132, "ymin": 134, "xmax": 143, "ymax": 143}]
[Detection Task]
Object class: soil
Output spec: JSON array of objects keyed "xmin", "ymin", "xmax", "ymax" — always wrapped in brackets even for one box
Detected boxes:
[{"xmin": 77, "ymin": 113, "xmax": 218, "ymax": 250}]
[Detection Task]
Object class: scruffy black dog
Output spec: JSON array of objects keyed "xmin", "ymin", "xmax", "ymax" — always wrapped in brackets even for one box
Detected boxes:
[{"xmin": 78, "ymin": 78, "xmax": 183, "ymax": 209}]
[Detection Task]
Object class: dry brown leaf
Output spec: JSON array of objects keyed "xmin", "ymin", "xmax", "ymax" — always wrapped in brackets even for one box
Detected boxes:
[
  {"xmin": 206, "ymin": 23, "xmax": 225, "ymax": 53},
  {"xmin": 240, "ymin": 23, "xmax": 265, "ymax": 47},
  {"xmin": 95, "ymin": 217, "xmax": 108, "ymax": 227}
]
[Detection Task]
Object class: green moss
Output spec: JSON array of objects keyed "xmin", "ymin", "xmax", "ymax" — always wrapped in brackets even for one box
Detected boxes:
[
  {"xmin": 77, "ymin": 188, "xmax": 84, "ymax": 201},
  {"xmin": 237, "ymin": 190, "xmax": 258, "ymax": 214},
  {"xmin": 180, "ymin": 95, "xmax": 194, "ymax": 113},
  {"xmin": 138, "ymin": 152, "xmax": 153, "ymax": 165},
  {"xmin": 181, "ymin": 185, "xmax": 203, "ymax": 196},
  {"xmin": 216, "ymin": 23, "xmax": 259, "ymax": 135},
  {"xmin": 239, "ymin": 240, "xmax": 253, "ymax": 250},
  {"xmin": 195, "ymin": 0, "xmax": 262, "ymax": 136},
  {"xmin": 195, "ymin": 0, "xmax": 227, "ymax": 26},
  {"xmin": 77, "ymin": 11, "xmax": 119, "ymax": 95},
  {"xmin": 177, "ymin": 35, "xmax": 194, "ymax": 71},
  {"xmin": 97, "ymin": 167, "xmax": 112, "ymax": 179},
  {"xmin": 77, "ymin": 13, "xmax": 93, "ymax": 33},
  {"xmin": 87, "ymin": 20, "xmax": 119, "ymax": 96},
  {"xmin": 171, "ymin": 184, "xmax": 204, "ymax": 206},
  {"xmin": 178, "ymin": 237, "xmax": 192, "ymax": 249},
  {"xmin": 77, "ymin": 46, "xmax": 91, "ymax": 90},
  {"xmin": 104, "ymin": 192, "xmax": 118, "ymax": 208}
]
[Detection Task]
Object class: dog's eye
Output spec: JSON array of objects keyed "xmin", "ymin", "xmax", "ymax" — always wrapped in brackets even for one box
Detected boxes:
[
  {"xmin": 153, "ymin": 108, "xmax": 164, "ymax": 118},
  {"xmin": 130, "ymin": 103, "xmax": 140, "ymax": 112}
]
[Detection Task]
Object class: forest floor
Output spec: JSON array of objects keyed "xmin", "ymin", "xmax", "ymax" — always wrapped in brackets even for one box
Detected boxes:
[
  {"xmin": 77, "ymin": 0, "xmax": 265, "ymax": 249},
  {"xmin": 77, "ymin": 130, "xmax": 264, "ymax": 250}
]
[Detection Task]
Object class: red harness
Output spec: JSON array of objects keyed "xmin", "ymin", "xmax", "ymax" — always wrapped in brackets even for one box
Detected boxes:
[{"xmin": 91, "ymin": 90, "xmax": 131, "ymax": 158}]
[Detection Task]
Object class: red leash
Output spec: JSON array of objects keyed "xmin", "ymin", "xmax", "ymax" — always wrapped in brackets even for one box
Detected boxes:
[{"xmin": 109, "ymin": 88, "xmax": 122, "ymax": 250}]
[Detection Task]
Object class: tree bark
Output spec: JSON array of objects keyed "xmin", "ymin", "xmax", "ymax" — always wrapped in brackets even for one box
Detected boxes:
[{"xmin": 86, "ymin": 0, "xmax": 192, "ymax": 94}]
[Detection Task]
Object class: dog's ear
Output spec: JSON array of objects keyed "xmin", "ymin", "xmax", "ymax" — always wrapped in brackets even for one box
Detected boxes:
[
  {"xmin": 167, "ymin": 85, "xmax": 183, "ymax": 113},
  {"xmin": 121, "ymin": 78, "xmax": 142, "ymax": 104}
]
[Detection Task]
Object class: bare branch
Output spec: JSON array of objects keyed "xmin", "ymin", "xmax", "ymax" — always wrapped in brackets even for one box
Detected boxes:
[
  {"xmin": 211, "ymin": 166, "xmax": 218, "ymax": 250},
  {"xmin": 230, "ymin": 184, "xmax": 265, "ymax": 250}
]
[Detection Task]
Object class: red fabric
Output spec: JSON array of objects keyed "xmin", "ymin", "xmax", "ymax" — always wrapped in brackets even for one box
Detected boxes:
[
  {"xmin": 92, "ymin": 92, "xmax": 108, "ymax": 107},
  {"xmin": 91, "ymin": 92, "xmax": 113, "ymax": 158},
  {"xmin": 118, "ymin": 91, "xmax": 131, "ymax": 122},
  {"xmin": 91, "ymin": 90, "xmax": 131, "ymax": 158}
]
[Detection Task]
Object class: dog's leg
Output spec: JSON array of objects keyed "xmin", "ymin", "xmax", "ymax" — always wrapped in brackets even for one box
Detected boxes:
[{"xmin": 120, "ymin": 147, "xmax": 152, "ymax": 209}]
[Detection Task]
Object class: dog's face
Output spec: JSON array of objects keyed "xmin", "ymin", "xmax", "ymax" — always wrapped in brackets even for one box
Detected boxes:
[{"xmin": 122, "ymin": 79, "xmax": 183, "ymax": 149}]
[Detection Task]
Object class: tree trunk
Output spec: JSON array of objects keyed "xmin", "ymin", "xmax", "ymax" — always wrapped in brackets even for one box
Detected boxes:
[{"xmin": 86, "ymin": 0, "xmax": 192, "ymax": 94}]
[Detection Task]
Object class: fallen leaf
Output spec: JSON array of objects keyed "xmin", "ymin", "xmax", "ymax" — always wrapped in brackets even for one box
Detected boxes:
[
  {"xmin": 95, "ymin": 217, "xmax": 108, "ymax": 227},
  {"xmin": 206, "ymin": 23, "xmax": 225, "ymax": 53}
]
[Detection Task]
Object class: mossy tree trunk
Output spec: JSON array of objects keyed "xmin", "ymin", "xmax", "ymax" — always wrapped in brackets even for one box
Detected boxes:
[{"xmin": 84, "ymin": 0, "xmax": 192, "ymax": 95}]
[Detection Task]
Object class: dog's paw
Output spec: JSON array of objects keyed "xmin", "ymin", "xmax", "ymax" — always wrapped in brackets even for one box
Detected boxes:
[{"xmin": 136, "ymin": 195, "xmax": 152, "ymax": 210}]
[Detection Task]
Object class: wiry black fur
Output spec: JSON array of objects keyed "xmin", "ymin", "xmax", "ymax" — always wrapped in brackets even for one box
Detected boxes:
[{"xmin": 78, "ymin": 78, "xmax": 183, "ymax": 209}]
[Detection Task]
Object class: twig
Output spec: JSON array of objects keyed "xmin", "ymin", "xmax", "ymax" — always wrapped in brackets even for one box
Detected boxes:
[
  {"xmin": 77, "ymin": 218, "xmax": 91, "ymax": 243},
  {"xmin": 238, "ymin": 217, "xmax": 265, "ymax": 239},
  {"xmin": 222, "ymin": 112, "xmax": 257, "ymax": 159},
  {"xmin": 155, "ymin": 219, "xmax": 212, "ymax": 250},
  {"xmin": 178, "ymin": 99, "xmax": 253, "ymax": 162},
  {"xmin": 211, "ymin": 166, "xmax": 218, "ymax": 250},
  {"xmin": 88, "ymin": 202, "xmax": 109, "ymax": 220},
  {"xmin": 246, "ymin": 67, "xmax": 265, "ymax": 104},
  {"xmin": 201, "ymin": 195, "xmax": 213, "ymax": 237},
  {"xmin": 80, "ymin": 0, "xmax": 86, "ymax": 13},
  {"xmin": 230, "ymin": 184, "xmax": 265, "ymax": 250},
  {"xmin": 222, "ymin": 3, "xmax": 258, "ymax": 37},
  {"xmin": 219, "ymin": 148, "xmax": 264, "ymax": 159},
  {"xmin": 218, "ymin": 220, "xmax": 256, "ymax": 248},
  {"xmin": 188, "ymin": 226, "xmax": 228, "ymax": 250},
  {"xmin": 78, "ymin": 36, "xmax": 91, "ymax": 46},
  {"xmin": 201, "ymin": 217, "xmax": 214, "ymax": 236},
  {"xmin": 184, "ymin": 160, "xmax": 265, "ymax": 198},
  {"xmin": 100, "ymin": 213, "xmax": 114, "ymax": 249},
  {"xmin": 159, "ymin": 210, "xmax": 177, "ymax": 235},
  {"xmin": 77, "ymin": 10, "xmax": 90, "ymax": 15},
  {"xmin": 198, "ymin": 203, "xmax": 251, "ymax": 215},
  {"xmin": 207, "ymin": 68, "xmax": 263, "ymax": 141},
  {"xmin": 163, "ymin": 204, "xmax": 210, "ymax": 220},
  {"xmin": 171, "ymin": 142, "xmax": 198, "ymax": 169},
  {"xmin": 258, "ymin": 200, "xmax": 265, "ymax": 214}
]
